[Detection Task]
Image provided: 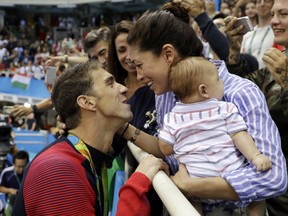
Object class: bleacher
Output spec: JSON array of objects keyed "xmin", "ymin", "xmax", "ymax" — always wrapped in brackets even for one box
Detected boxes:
[{"xmin": 13, "ymin": 128, "xmax": 56, "ymax": 159}]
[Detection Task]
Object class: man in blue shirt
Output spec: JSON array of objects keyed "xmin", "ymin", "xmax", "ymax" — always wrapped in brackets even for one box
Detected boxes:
[{"xmin": 0, "ymin": 150, "xmax": 29, "ymax": 214}]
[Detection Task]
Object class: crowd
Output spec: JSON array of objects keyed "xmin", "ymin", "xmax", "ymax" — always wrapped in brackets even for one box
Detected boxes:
[{"xmin": 0, "ymin": 0, "xmax": 287, "ymax": 215}]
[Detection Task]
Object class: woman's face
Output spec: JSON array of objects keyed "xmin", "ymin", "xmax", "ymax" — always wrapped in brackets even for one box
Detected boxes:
[
  {"xmin": 245, "ymin": 2, "xmax": 257, "ymax": 19},
  {"xmin": 271, "ymin": 0, "xmax": 288, "ymax": 48},
  {"xmin": 128, "ymin": 45, "xmax": 171, "ymax": 95},
  {"xmin": 115, "ymin": 33, "xmax": 136, "ymax": 74}
]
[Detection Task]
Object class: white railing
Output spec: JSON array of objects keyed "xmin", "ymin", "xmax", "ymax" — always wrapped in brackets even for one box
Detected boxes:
[{"xmin": 127, "ymin": 141, "xmax": 200, "ymax": 216}]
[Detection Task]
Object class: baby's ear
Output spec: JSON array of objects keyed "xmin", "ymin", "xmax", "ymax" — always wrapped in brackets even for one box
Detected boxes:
[{"xmin": 198, "ymin": 84, "xmax": 209, "ymax": 99}]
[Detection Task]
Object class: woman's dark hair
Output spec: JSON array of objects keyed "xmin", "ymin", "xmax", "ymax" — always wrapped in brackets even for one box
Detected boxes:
[
  {"xmin": 108, "ymin": 20, "xmax": 134, "ymax": 85},
  {"xmin": 127, "ymin": 2, "xmax": 203, "ymax": 59}
]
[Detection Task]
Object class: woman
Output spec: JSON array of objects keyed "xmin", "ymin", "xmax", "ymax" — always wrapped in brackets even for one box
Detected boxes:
[
  {"xmin": 118, "ymin": 1, "xmax": 287, "ymax": 215},
  {"xmin": 245, "ymin": 0, "xmax": 258, "ymax": 27}
]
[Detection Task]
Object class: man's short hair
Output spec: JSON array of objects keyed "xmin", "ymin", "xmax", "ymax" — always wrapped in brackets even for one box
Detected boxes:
[
  {"xmin": 84, "ymin": 27, "xmax": 110, "ymax": 53},
  {"xmin": 13, "ymin": 150, "xmax": 29, "ymax": 164},
  {"xmin": 51, "ymin": 60, "xmax": 100, "ymax": 130}
]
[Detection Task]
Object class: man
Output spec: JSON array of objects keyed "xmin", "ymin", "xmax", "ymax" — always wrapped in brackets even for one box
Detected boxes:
[
  {"xmin": 12, "ymin": 60, "xmax": 168, "ymax": 216},
  {"xmin": 83, "ymin": 27, "xmax": 110, "ymax": 70},
  {"xmin": 0, "ymin": 150, "xmax": 29, "ymax": 214}
]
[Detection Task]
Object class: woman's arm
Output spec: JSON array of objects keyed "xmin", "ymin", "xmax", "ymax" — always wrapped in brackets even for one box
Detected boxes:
[{"xmin": 120, "ymin": 124, "xmax": 164, "ymax": 158}]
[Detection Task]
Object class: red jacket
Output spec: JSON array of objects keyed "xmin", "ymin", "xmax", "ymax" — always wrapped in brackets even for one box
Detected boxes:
[{"xmin": 12, "ymin": 137, "xmax": 152, "ymax": 216}]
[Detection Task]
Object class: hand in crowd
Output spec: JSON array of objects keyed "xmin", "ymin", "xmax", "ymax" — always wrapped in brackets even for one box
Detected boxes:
[
  {"xmin": 251, "ymin": 154, "xmax": 272, "ymax": 172},
  {"xmin": 45, "ymin": 56, "xmax": 63, "ymax": 68},
  {"xmin": 172, "ymin": 0, "xmax": 205, "ymax": 17},
  {"xmin": 224, "ymin": 16, "xmax": 245, "ymax": 52},
  {"xmin": 263, "ymin": 48, "xmax": 288, "ymax": 89},
  {"xmin": 11, "ymin": 105, "xmax": 32, "ymax": 118},
  {"xmin": 136, "ymin": 154, "xmax": 170, "ymax": 181}
]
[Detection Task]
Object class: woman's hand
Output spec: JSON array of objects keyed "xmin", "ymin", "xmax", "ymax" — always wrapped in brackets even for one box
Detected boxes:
[
  {"xmin": 263, "ymin": 47, "xmax": 288, "ymax": 89},
  {"xmin": 170, "ymin": 164, "xmax": 192, "ymax": 197}
]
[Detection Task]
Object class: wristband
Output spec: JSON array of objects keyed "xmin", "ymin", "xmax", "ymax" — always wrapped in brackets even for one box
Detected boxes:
[
  {"xmin": 129, "ymin": 128, "xmax": 141, "ymax": 143},
  {"xmin": 32, "ymin": 104, "xmax": 38, "ymax": 113}
]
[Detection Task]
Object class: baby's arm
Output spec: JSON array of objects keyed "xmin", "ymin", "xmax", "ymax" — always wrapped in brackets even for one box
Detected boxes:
[
  {"xmin": 158, "ymin": 139, "xmax": 174, "ymax": 156},
  {"xmin": 231, "ymin": 131, "xmax": 272, "ymax": 171}
]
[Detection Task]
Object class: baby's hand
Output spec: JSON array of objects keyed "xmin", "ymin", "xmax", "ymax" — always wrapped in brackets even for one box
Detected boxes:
[{"xmin": 252, "ymin": 154, "xmax": 272, "ymax": 171}]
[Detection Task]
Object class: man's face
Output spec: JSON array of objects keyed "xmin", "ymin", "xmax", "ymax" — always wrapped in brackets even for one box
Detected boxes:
[
  {"xmin": 91, "ymin": 68, "xmax": 133, "ymax": 122},
  {"xmin": 88, "ymin": 40, "xmax": 109, "ymax": 71},
  {"xmin": 14, "ymin": 158, "xmax": 28, "ymax": 175}
]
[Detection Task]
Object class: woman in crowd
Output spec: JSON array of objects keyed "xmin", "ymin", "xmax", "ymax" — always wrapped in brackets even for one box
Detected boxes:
[
  {"xmin": 117, "ymin": 1, "xmax": 287, "ymax": 215},
  {"xmin": 245, "ymin": 0, "xmax": 258, "ymax": 27}
]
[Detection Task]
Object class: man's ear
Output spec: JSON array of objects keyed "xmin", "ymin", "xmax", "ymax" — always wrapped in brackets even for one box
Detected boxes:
[
  {"xmin": 162, "ymin": 44, "xmax": 175, "ymax": 65},
  {"xmin": 199, "ymin": 84, "xmax": 209, "ymax": 99},
  {"xmin": 77, "ymin": 95, "xmax": 97, "ymax": 111}
]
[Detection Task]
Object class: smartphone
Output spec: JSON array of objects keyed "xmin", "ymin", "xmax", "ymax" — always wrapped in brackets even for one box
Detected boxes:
[
  {"xmin": 234, "ymin": 16, "xmax": 254, "ymax": 34},
  {"xmin": 45, "ymin": 66, "xmax": 57, "ymax": 86},
  {"xmin": 3, "ymin": 106, "xmax": 13, "ymax": 115}
]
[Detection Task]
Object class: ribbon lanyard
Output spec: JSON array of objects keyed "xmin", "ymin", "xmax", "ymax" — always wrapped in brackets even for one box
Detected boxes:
[
  {"xmin": 68, "ymin": 134, "xmax": 108, "ymax": 216},
  {"xmin": 248, "ymin": 26, "xmax": 271, "ymax": 57},
  {"xmin": 14, "ymin": 172, "xmax": 21, "ymax": 186}
]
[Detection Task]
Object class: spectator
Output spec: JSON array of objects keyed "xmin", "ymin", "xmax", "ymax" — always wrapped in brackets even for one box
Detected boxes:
[
  {"xmin": 241, "ymin": 0, "xmax": 274, "ymax": 69},
  {"xmin": 0, "ymin": 150, "xmax": 29, "ymax": 215}
]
